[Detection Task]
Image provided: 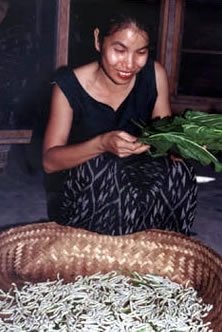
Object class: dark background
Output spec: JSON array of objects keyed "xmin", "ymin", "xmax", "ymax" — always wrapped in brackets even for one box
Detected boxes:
[
  {"xmin": 0, "ymin": 0, "xmax": 57, "ymax": 130},
  {"xmin": 0, "ymin": 0, "xmax": 221, "ymax": 133}
]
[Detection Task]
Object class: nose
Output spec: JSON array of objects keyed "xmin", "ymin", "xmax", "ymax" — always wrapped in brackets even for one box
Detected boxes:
[{"xmin": 124, "ymin": 53, "xmax": 135, "ymax": 70}]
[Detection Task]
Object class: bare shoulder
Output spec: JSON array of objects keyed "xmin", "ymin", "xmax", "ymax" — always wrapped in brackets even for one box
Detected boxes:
[
  {"xmin": 151, "ymin": 61, "xmax": 171, "ymax": 119},
  {"xmin": 74, "ymin": 62, "xmax": 98, "ymax": 86},
  {"xmin": 154, "ymin": 61, "xmax": 168, "ymax": 81}
]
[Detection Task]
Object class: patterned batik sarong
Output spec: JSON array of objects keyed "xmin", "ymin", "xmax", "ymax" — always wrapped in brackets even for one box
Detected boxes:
[{"xmin": 54, "ymin": 153, "xmax": 197, "ymax": 236}]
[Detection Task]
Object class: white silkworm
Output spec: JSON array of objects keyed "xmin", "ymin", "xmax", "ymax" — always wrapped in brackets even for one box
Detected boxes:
[{"xmin": 0, "ymin": 271, "xmax": 214, "ymax": 332}]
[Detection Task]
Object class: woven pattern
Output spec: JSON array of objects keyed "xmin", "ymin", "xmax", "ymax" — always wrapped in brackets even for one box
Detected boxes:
[{"xmin": 0, "ymin": 222, "xmax": 222, "ymax": 331}]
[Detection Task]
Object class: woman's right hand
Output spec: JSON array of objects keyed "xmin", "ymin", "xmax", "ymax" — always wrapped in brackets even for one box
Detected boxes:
[{"xmin": 100, "ymin": 130, "xmax": 150, "ymax": 158}]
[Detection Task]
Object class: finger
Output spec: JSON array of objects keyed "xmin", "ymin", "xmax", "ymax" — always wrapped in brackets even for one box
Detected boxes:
[
  {"xmin": 119, "ymin": 141, "xmax": 150, "ymax": 153},
  {"xmin": 133, "ymin": 144, "xmax": 151, "ymax": 154},
  {"xmin": 134, "ymin": 142, "xmax": 150, "ymax": 149},
  {"xmin": 114, "ymin": 138, "xmax": 137, "ymax": 151},
  {"xmin": 118, "ymin": 144, "xmax": 150, "ymax": 157},
  {"xmin": 117, "ymin": 131, "xmax": 137, "ymax": 143},
  {"xmin": 118, "ymin": 142, "xmax": 138, "ymax": 152}
]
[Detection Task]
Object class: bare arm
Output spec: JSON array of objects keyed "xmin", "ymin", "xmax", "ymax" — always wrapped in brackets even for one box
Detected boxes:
[
  {"xmin": 152, "ymin": 61, "xmax": 172, "ymax": 119},
  {"xmin": 43, "ymin": 85, "xmax": 150, "ymax": 174}
]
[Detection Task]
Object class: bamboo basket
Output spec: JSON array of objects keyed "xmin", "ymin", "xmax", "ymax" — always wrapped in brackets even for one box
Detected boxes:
[{"xmin": 0, "ymin": 222, "xmax": 222, "ymax": 331}]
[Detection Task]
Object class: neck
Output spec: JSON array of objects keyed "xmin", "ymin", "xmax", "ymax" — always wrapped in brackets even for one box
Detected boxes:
[{"xmin": 94, "ymin": 62, "xmax": 135, "ymax": 95}]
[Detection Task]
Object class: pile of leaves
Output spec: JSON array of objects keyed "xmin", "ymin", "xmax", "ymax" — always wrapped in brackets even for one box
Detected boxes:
[{"xmin": 137, "ymin": 110, "xmax": 222, "ymax": 172}]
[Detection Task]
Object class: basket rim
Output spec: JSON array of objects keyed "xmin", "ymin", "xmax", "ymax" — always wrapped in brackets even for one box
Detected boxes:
[
  {"xmin": 0, "ymin": 221, "xmax": 222, "ymax": 263},
  {"xmin": 1, "ymin": 222, "xmax": 222, "ymax": 331}
]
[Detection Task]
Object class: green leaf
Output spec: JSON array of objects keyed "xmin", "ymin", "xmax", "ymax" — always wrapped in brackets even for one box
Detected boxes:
[
  {"xmin": 140, "ymin": 135, "xmax": 173, "ymax": 154},
  {"xmin": 142, "ymin": 116, "xmax": 185, "ymax": 133},
  {"xmin": 184, "ymin": 110, "xmax": 222, "ymax": 129},
  {"xmin": 135, "ymin": 110, "xmax": 222, "ymax": 172},
  {"xmin": 182, "ymin": 124, "xmax": 222, "ymax": 146},
  {"xmin": 139, "ymin": 132, "xmax": 222, "ymax": 172}
]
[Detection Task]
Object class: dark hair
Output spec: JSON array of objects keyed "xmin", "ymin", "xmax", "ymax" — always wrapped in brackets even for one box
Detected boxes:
[{"xmin": 96, "ymin": 3, "xmax": 151, "ymax": 45}]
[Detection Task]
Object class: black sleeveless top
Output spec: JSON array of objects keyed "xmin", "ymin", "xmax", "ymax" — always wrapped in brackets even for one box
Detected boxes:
[{"xmin": 54, "ymin": 58, "xmax": 157, "ymax": 144}]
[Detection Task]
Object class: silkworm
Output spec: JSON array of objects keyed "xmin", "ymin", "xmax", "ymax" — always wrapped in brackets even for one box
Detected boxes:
[{"xmin": 0, "ymin": 271, "xmax": 213, "ymax": 331}]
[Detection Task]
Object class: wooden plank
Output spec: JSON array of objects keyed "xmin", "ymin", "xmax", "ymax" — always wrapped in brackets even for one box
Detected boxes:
[
  {"xmin": 171, "ymin": 95, "xmax": 222, "ymax": 114},
  {"xmin": 170, "ymin": 0, "xmax": 184, "ymax": 96},
  {"xmin": 163, "ymin": 0, "xmax": 184, "ymax": 96},
  {"xmin": 158, "ymin": 0, "xmax": 170, "ymax": 66},
  {"xmin": 55, "ymin": 0, "xmax": 71, "ymax": 68},
  {"xmin": 164, "ymin": 0, "xmax": 175, "ymax": 81},
  {"xmin": 0, "ymin": 130, "xmax": 32, "ymax": 144},
  {"xmin": 182, "ymin": 49, "xmax": 222, "ymax": 55}
]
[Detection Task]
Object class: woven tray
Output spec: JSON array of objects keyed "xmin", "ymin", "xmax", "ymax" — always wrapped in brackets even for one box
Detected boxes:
[{"xmin": 0, "ymin": 222, "xmax": 221, "ymax": 330}]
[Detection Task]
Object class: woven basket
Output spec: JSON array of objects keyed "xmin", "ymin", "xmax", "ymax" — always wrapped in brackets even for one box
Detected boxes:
[{"xmin": 0, "ymin": 222, "xmax": 221, "ymax": 330}]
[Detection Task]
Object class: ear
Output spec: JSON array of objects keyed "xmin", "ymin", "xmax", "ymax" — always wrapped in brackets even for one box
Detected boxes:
[{"xmin": 94, "ymin": 28, "xmax": 101, "ymax": 52}]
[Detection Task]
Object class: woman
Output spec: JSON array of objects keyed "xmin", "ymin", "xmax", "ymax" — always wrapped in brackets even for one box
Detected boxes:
[{"xmin": 43, "ymin": 6, "xmax": 197, "ymax": 235}]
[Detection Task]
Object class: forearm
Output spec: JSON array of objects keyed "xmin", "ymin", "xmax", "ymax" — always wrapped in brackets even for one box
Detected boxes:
[
  {"xmin": 43, "ymin": 135, "xmax": 104, "ymax": 173},
  {"xmin": 43, "ymin": 130, "xmax": 150, "ymax": 173}
]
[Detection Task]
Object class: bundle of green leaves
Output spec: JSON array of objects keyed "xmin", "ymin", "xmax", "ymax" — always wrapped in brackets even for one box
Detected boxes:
[{"xmin": 136, "ymin": 110, "xmax": 222, "ymax": 172}]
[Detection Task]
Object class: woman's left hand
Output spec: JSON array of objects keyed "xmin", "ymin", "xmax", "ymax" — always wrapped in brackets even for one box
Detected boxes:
[{"xmin": 100, "ymin": 130, "xmax": 150, "ymax": 157}]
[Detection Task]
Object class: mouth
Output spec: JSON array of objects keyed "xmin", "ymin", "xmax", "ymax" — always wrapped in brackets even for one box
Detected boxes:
[{"xmin": 117, "ymin": 71, "xmax": 134, "ymax": 79}]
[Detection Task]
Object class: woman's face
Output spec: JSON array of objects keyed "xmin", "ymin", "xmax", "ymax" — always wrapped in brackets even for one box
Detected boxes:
[{"xmin": 95, "ymin": 24, "xmax": 149, "ymax": 85}]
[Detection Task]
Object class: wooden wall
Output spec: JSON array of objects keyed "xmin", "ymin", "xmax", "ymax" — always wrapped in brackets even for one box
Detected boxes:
[{"xmin": 0, "ymin": 0, "xmax": 57, "ymax": 131}]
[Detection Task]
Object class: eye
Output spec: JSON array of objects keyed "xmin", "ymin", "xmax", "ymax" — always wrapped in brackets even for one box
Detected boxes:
[
  {"xmin": 114, "ymin": 48, "xmax": 125, "ymax": 53},
  {"xmin": 137, "ymin": 49, "xmax": 148, "ymax": 55}
]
